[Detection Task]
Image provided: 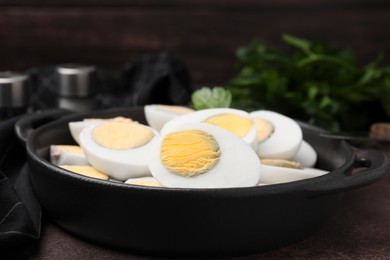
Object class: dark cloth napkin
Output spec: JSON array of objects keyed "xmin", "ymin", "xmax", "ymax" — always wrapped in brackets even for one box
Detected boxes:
[
  {"xmin": 0, "ymin": 116, "xmax": 41, "ymax": 250},
  {"xmin": 121, "ymin": 52, "xmax": 192, "ymax": 106},
  {"xmin": 0, "ymin": 52, "xmax": 193, "ymax": 251}
]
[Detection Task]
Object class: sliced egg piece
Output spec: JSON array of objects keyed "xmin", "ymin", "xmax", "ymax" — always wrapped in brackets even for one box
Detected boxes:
[
  {"xmin": 144, "ymin": 104, "xmax": 194, "ymax": 132},
  {"xmin": 69, "ymin": 116, "xmax": 133, "ymax": 144},
  {"xmin": 250, "ymin": 110, "xmax": 302, "ymax": 159},
  {"xmin": 149, "ymin": 123, "xmax": 261, "ymax": 188},
  {"xmin": 60, "ymin": 165, "xmax": 109, "ymax": 180},
  {"xmin": 50, "ymin": 145, "xmax": 89, "ymax": 166},
  {"xmin": 260, "ymin": 162, "xmax": 327, "ymax": 184},
  {"xmin": 79, "ymin": 121, "xmax": 159, "ymax": 181},
  {"xmin": 290, "ymin": 140, "xmax": 317, "ymax": 168},
  {"xmin": 161, "ymin": 108, "xmax": 258, "ymax": 150},
  {"xmin": 125, "ymin": 177, "xmax": 162, "ymax": 187},
  {"xmin": 261, "ymin": 159, "xmax": 302, "ymax": 169}
]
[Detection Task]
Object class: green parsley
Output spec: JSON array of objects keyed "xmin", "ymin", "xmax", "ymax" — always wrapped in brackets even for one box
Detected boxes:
[
  {"xmin": 227, "ymin": 34, "xmax": 390, "ymax": 131},
  {"xmin": 191, "ymin": 86, "xmax": 232, "ymax": 110}
]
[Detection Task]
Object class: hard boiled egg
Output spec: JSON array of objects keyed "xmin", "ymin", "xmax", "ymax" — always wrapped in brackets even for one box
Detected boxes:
[
  {"xmin": 60, "ymin": 165, "xmax": 109, "ymax": 180},
  {"xmin": 149, "ymin": 123, "xmax": 261, "ymax": 188},
  {"xmin": 50, "ymin": 145, "xmax": 89, "ymax": 166},
  {"xmin": 144, "ymin": 104, "xmax": 194, "ymax": 132},
  {"xmin": 161, "ymin": 108, "xmax": 258, "ymax": 150},
  {"xmin": 69, "ymin": 116, "xmax": 133, "ymax": 144},
  {"xmin": 79, "ymin": 121, "xmax": 159, "ymax": 181},
  {"xmin": 250, "ymin": 110, "xmax": 302, "ymax": 159},
  {"xmin": 125, "ymin": 177, "xmax": 162, "ymax": 187},
  {"xmin": 259, "ymin": 159, "xmax": 327, "ymax": 184},
  {"xmin": 290, "ymin": 140, "xmax": 317, "ymax": 168}
]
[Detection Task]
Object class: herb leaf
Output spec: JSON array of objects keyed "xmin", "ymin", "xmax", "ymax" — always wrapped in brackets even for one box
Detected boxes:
[
  {"xmin": 282, "ymin": 34, "xmax": 312, "ymax": 55},
  {"xmin": 191, "ymin": 87, "xmax": 232, "ymax": 110}
]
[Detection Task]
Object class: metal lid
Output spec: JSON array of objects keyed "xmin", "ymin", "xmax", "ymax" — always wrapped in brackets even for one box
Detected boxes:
[
  {"xmin": 0, "ymin": 71, "xmax": 30, "ymax": 108},
  {"xmin": 56, "ymin": 64, "xmax": 97, "ymax": 97}
]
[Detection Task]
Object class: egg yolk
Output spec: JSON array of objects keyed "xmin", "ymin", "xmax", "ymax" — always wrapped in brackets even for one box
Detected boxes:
[
  {"xmin": 160, "ymin": 130, "xmax": 221, "ymax": 177},
  {"xmin": 92, "ymin": 122, "xmax": 154, "ymax": 150},
  {"xmin": 60, "ymin": 165, "xmax": 109, "ymax": 180},
  {"xmin": 55, "ymin": 145, "xmax": 83, "ymax": 153},
  {"xmin": 253, "ymin": 118, "xmax": 274, "ymax": 143},
  {"xmin": 204, "ymin": 113, "xmax": 252, "ymax": 137},
  {"xmin": 127, "ymin": 179, "xmax": 161, "ymax": 187},
  {"xmin": 159, "ymin": 105, "xmax": 194, "ymax": 114},
  {"xmin": 261, "ymin": 159, "xmax": 302, "ymax": 169}
]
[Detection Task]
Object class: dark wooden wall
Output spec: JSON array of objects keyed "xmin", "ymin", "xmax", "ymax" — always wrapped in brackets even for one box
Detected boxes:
[{"xmin": 1, "ymin": 0, "xmax": 390, "ymax": 85}]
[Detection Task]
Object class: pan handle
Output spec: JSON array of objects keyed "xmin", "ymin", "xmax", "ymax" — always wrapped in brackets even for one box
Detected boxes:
[
  {"xmin": 15, "ymin": 109, "xmax": 72, "ymax": 145},
  {"xmin": 307, "ymin": 148, "xmax": 388, "ymax": 196}
]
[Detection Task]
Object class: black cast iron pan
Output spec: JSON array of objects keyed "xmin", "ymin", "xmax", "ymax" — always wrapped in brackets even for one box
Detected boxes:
[{"xmin": 16, "ymin": 107, "xmax": 389, "ymax": 257}]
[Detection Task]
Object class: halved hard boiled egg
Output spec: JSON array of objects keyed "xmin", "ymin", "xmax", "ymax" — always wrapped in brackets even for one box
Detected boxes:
[
  {"xmin": 69, "ymin": 116, "xmax": 133, "ymax": 144},
  {"xmin": 290, "ymin": 140, "xmax": 317, "ymax": 168},
  {"xmin": 259, "ymin": 159, "xmax": 327, "ymax": 184},
  {"xmin": 60, "ymin": 165, "xmax": 109, "ymax": 180},
  {"xmin": 161, "ymin": 108, "xmax": 258, "ymax": 150},
  {"xmin": 125, "ymin": 177, "xmax": 162, "ymax": 187},
  {"xmin": 144, "ymin": 104, "xmax": 194, "ymax": 132},
  {"xmin": 79, "ymin": 121, "xmax": 159, "ymax": 181},
  {"xmin": 149, "ymin": 123, "xmax": 261, "ymax": 188},
  {"xmin": 250, "ymin": 110, "xmax": 302, "ymax": 159},
  {"xmin": 50, "ymin": 145, "xmax": 89, "ymax": 166}
]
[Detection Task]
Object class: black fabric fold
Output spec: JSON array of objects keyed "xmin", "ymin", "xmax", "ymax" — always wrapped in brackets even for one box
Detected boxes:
[
  {"xmin": 0, "ymin": 116, "xmax": 41, "ymax": 250},
  {"xmin": 121, "ymin": 51, "xmax": 193, "ymax": 106}
]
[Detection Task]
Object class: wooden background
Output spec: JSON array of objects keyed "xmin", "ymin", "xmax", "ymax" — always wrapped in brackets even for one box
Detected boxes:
[{"xmin": 1, "ymin": 0, "xmax": 390, "ymax": 85}]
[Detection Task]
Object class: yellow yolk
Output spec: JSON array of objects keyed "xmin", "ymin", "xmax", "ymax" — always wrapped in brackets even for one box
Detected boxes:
[
  {"xmin": 159, "ymin": 105, "xmax": 194, "ymax": 114},
  {"xmin": 261, "ymin": 159, "xmax": 302, "ymax": 169},
  {"xmin": 253, "ymin": 118, "xmax": 274, "ymax": 143},
  {"xmin": 127, "ymin": 179, "xmax": 161, "ymax": 187},
  {"xmin": 204, "ymin": 113, "xmax": 252, "ymax": 138},
  {"xmin": 60, "ymin": 165, "xmax": 109, "ymax": 180},
  {"xmin": 92, "ymin": 122, "xmax": 154, "ymax": 150},
  {"xmin": 55, "ymin": 145, "xmax": 83, "ymax": 153},
  {"xmin": 160, "ymin": 130, "xmax": 221, "ymax": 177}
]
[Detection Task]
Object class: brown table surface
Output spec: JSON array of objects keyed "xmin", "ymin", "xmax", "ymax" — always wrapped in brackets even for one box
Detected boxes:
[{"xmin": 19, "ymin": 145, "xmax": 390, "ymax": 259}]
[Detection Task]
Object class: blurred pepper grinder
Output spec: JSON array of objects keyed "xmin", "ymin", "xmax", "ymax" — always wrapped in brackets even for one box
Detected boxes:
[
  {"xmin": 56, "ymin": 64, "xmax": 100, "ymax": 112},
  {"xmin": 0, "ymin": 71, "xmax": 31, "ymax": 120}
]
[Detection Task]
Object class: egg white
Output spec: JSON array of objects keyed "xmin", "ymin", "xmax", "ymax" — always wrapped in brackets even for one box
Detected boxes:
[
  {"xmin": 161, "ymin": 108, "xmax": 258, "ymax": 150},
  {"xmin": 149, "ymin": 123, "xmax": 262, "ymax": 188},
  {"xmin": 69, "ymin": 120, "xmax": 105, "ymax": 145},
  {"xmin": 79, "ymin": 123, "xmax": 160, "ymax": 181},
  {"xmin": 125, "ymin": 177, "xmax": 162, "ymax": 187},
  {"xmin": 50, "ymin": 145, "xmax": 89, "ymax": 166},
  {"xmin": 290, "ymin": 140, "xmax": 317, "ymax": 168},
  {"xmin": 144, "ymin": 104, "xmax": 193, "ymax": 132},
  {"xmin": 250, "ymin": 110, "xmax": 302, "ymax": 159},
  {"xmin": 69, "ymin": 117, "xmax": 133, "ymax": 145},
  {"xmin": 260, "ymin": 165, "xmax": 328, "ymax": 184}
]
